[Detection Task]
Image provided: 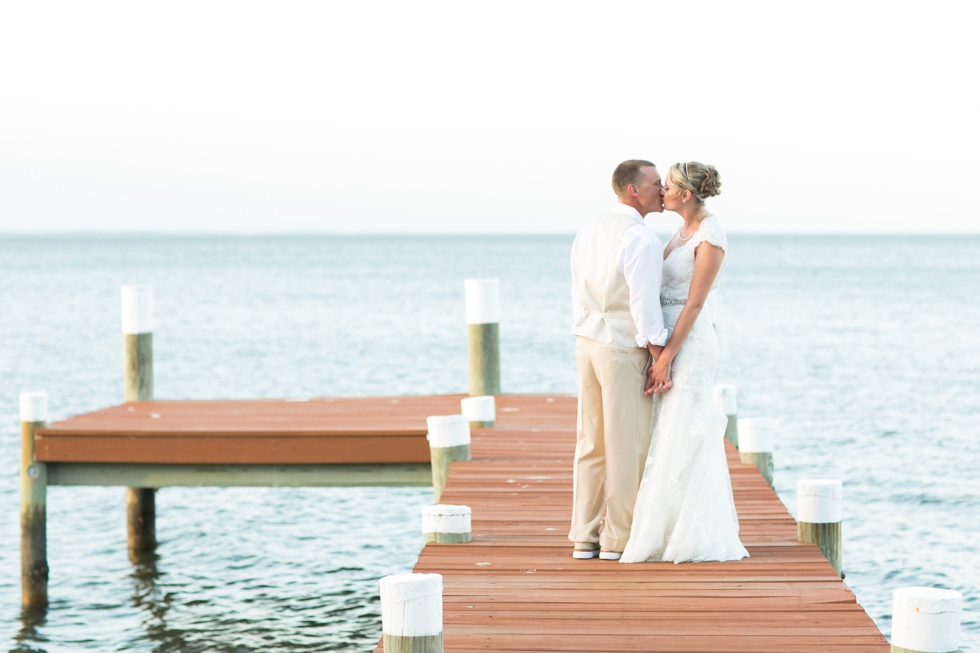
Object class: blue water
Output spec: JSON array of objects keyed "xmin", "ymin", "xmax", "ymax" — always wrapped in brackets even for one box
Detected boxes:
[{"xmin": 0, "ymin": 234, "xmax": 977, "ymax": 651}]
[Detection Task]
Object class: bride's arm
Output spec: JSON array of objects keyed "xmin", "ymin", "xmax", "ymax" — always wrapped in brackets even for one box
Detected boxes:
[{"xmin": 646, "ymin": 242, "xmax": 725, "ymax": 393}]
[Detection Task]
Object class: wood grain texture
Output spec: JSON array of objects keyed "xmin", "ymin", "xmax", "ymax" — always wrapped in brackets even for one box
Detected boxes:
[
  {"xmin": 468, "ymin": 323, "xmax": 500, "ymax": 396},
  {"xmin": 46, "ymin": 462, "xmax": 432, "ymax": 487},
  {"xmin": 126, "ymin": 487, "xmax": 156, "ymax": 553},
  {"xmin": 123, "ymin": 333, "xmax": 153, "ymax": 403},
  {"xmin": 383, "ymin": 633, "xmax": 443, "ymax": 653},
  {"xmin": 799, "ymin": 520, "xmax": 843, "ymax": 578},
  {"xmin": 20, "ymin": 420, "xmax": 48, "ymax": 608},
  {"xmin": 431, "ymin": 444, "xmax": 472, "ymax": 503},
  {"xmin": 372, "ymin": 394, "xmax": 887, "ymax": 652},
  {"xmin": 741, "ymin": 451, "xmax": 774, "ymax": 487},
  {"xmin": 34, "ymin": 395, "xmax": 472, "ymax": 464}
]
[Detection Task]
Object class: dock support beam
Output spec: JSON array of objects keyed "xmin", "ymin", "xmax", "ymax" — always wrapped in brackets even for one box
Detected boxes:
[
  {"xmin": 122, "ymin": 285, "xmax": 157, "ymax": 555},
  {"xmin": 20, "ymin": 392, "xmax": 49, "ymax": 609},
  {"xmin": 738, "ymin": 417, "xmax": 773, "ymax": 487},
  {"xmin": 797, "ymin": 479, "xmax": 842, "ymax": 577},
  {"xmin": 465, "ymin": 279, "xmax": 500, "ymax": 396},
  {"xmin": 713, "ymin": 384, "xmax": 738, "ymax": 447}
]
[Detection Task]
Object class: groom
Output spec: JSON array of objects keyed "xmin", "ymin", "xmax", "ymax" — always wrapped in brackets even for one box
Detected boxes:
[{"xmin": 568, "ymin": 160, "xmax": 669, "ymax": 560}]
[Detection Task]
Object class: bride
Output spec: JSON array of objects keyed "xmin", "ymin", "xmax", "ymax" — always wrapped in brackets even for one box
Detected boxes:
[{"xmin": 620, "ymin": 161, "xmax": 749, "ymax": 564}]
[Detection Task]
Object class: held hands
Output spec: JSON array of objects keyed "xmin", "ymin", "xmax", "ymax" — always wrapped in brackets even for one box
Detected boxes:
[{"xmin": 644, "ymin": 347, "xmax": 673, "ymax": 395}]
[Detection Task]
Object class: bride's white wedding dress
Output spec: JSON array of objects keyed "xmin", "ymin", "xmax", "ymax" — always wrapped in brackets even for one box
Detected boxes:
[{"xmin": 620, "ymin": 215, "xmax": 749, "ymax": 564}]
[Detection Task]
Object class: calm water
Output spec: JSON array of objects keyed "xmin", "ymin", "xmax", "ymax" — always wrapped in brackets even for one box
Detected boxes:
[{"xmin": 1, "ymin": 234, "xmax": 977, "ymax": 651}]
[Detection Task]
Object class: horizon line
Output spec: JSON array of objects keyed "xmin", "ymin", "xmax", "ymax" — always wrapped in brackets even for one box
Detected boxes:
[{"xmin": 1, "ymin": 230, "xmax": 979, "ymax": 238}]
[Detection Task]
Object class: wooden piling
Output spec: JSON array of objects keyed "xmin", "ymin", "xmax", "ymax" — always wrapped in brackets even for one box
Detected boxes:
[
  {"xmin": 460, "ymin": 395, "xmax": 495, "ymax": 428},
  {"xmin": 20, "ymin": 392, "xmax": 49, "ymax": 609},
  {"xmin": 422, "ymin": 505, "xmax": 472, "ymax": 544},
  {"xmin": 126, "ymin": 488, "xmax": 156, "ymax": 553},
  {"xmin": 123, "ymin": 333, "xmax": 153, "ymax": 402},
  {"xmin": 738, "ymin": 417, "xmax": 773, "ymax": 487},
  {"xmin": 713, "ymin": 384, "xmax": 738, "ymax": 447},
  {"xmin": 427, "ymin": 415, "xmax": 471, "ymax": 503},
  {"xmin": 465, "ymin": 279, "xmax": 500, "ymax": 396},
  {"xmin": 380, "ymin": 573, "xmax": 443, "ymax": 653},
  {"xmin": 797, "ymin": 479, "xmax": 842, "ymax": 577},
  {"xmin": 890, "ymin": 587, "xmax": 962, "ymax": 653},
  {"xmin": 122, "ymin": 285, "xmax": 157, "ymax": 554}
]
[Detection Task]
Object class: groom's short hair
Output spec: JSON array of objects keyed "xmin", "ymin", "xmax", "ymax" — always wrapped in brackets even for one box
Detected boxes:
[{"xmin": 612, "ymin": 160, "xmax": 656, "ymax": 197}]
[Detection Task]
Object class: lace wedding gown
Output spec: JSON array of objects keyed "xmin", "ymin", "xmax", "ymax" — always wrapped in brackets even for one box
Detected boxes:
[{"xmin": 620, "ymin": 216, "xmax": 749, "ymax": 563}]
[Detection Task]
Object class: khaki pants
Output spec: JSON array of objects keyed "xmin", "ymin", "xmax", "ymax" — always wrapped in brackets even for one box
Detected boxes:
[{"xmin": 569, "ymin": 336, "xmax": 653, "ymax": 552}]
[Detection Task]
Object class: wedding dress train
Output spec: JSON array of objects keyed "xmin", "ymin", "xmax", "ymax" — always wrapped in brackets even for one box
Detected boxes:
[{"xmin": 620, "ymin": 216, "xmax": 749, "ymax": 564}]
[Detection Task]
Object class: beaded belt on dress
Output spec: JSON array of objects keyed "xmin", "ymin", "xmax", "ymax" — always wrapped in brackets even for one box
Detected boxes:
[{"xmin": 660, "ymin": 296, "xmax": 686, "ymax": 306}]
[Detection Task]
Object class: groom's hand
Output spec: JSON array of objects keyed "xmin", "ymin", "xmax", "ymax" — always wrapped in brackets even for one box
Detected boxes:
[
  {"xmin": 644, "ymin": 370, "xmax": 657, "ymax": 394},
  {"xmin": 645, "ymin": 345, "xmax": 674, "ymax": 395},
  {"xmin": 644, "ymin": 344, "xmax": 663, "ymax": 394},
  {"xmin": 645, "ymin": 367, "xmax": 673, "ymax": 394}
]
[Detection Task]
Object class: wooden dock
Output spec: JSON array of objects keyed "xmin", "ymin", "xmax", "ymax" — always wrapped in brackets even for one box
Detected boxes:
[
  {"xmin": 32, "ymin": 394, "xmax": 888, "ymax": 650},
  {"xmin": 387, "ymin": 395, "xmax": 887, "ymax": 652}
]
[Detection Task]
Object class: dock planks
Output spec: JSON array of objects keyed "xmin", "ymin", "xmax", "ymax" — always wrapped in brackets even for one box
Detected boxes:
[
  {"xmin": 34, "ymin": 395, "xmax": 469, "ymax": 464},
  {"xmin": 35, "ymin": 394, "xmax": 888, "ymax": 650},
  {"xmin": 374, "ymin": 395, "xmax": 889, "ymax": 652}
]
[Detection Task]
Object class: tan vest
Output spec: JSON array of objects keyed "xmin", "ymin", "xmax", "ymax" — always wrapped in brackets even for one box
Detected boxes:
[{"xmin": 572, "ymin": 212, "xmax": 640, "ymax": 348}]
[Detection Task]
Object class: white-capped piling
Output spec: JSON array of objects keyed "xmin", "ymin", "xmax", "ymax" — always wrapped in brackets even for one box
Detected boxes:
[
  {"xmin": 465, "ymin": 279, "xmax": 500, "ymax": 396},
  {"xmin": 122, "ymin": 285, "xmax": 157, "ymax": 555},
  {"xmin": 797, "ymin": 479, "xmax": 842, "ymax": 577},
  {"xmin": 427, "ymin": 415, "xmax": 471, "ymax": 502},
  {"xmin": 380, "ymin": 573, "xmax": 443, "ymax": 653},
  {"xmin": 738, "ymin": 417, "xmax": 773, "ymax": 487},
  {"xmin": 20, "ymin": 392, "xmax": 49, "ymax": 608},
  {"xmin": 460, "ymin": 395, "xmax": 495, "ymax": 428},
  {"xmin": 890, "ymin": 587, "xmax": 962, "ymax": 653},
  {"xmin": 713, "ymin": 384, "xmax": 738, "ymax": 447},
  {"xmin": 422, "ymin": 504, "xmax": 472, "ymax": 544}
]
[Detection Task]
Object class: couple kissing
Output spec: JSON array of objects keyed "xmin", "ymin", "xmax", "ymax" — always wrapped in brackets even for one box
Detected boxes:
[{"xmin": 568, "ymin": 159, "xmax": 749, "ymax": 564}]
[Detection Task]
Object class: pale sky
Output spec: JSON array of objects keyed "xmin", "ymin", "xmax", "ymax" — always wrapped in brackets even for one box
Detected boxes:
[{"xmin": 1, "ymin": 1, "xmax": 978, "ymax": 234}]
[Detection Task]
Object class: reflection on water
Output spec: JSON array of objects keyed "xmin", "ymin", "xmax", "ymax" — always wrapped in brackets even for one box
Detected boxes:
[
  {"xmin": 128, "ymin": 552, "xmax": 181, "ymax": 652},
  {"xmin": 0, "ymin": 235, "xmax": 977, "ymax": 651},
  {"xmin": 14, "ymin": 606, "xmax": 48, "ymax": 653}
]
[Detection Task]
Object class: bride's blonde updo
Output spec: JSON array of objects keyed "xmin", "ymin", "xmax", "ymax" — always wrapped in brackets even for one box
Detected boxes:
[{"xmin": 668, "ymin": 162, "xmax": 722, "ymax": 202}]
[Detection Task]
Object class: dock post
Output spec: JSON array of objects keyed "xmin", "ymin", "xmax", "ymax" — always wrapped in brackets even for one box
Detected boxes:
[
  {"xmin": 121, "ymin": 285, "xmax": 157, "ymax": 555},
  {"xmin": 380, "ymin": 573, "xmax": 443, "ymax": 653},
  {"xmin": 890, "ymin": 587, "xmax": 961, "ymax": 653},
  {"xmin": 464, "ymin": 279, "xmax": 500, "ymax": 396},
  {"xmin": 737, "ymin": 417, "xmax": 773, "ymax": 487},
  {"xmin": 422, "ymin": 505, "xmax": 472, "ymax": 544},
  {"xmin": 460, "ymin": 395, "xmax": 495, "ymax": 428},
  {"xmin": 427, "ymin": 415, "xmax": 471, "ymax": 502},
  {"xmin": 797, "ymin": 479, "xmax": 842, "ymax": 577},
  {"xmin": 20, "ymin": 391, "xmax": 49, "ymax": 609},
  {"xmin": 713, "ymin": 384, "xmax": 738, "ymax": 447}
]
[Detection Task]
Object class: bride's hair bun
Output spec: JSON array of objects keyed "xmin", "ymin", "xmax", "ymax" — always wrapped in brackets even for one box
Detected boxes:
[{"xmin": 669, "ymin": 161, "xmax": 722, "ymax": 201}]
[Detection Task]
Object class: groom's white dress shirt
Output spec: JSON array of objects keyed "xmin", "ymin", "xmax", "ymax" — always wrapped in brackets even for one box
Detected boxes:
[{"xmin": 570, "ymin": 204, "xmax": 668, "ymax": 348}]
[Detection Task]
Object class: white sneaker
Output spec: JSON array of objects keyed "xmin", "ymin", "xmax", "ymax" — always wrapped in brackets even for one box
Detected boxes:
[
  {"xmin": 572, "ymin": 544, "xmax": 599, "ymax": 559},
  {"xmin": 598, "ymin": 550, "xmax": 622, "ymax": 560}
]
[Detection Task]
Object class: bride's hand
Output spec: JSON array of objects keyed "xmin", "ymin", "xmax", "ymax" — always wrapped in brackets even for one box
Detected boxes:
[{"xmin": 645, "ymin": 356, "xmax": 673, "ymax": 395}]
